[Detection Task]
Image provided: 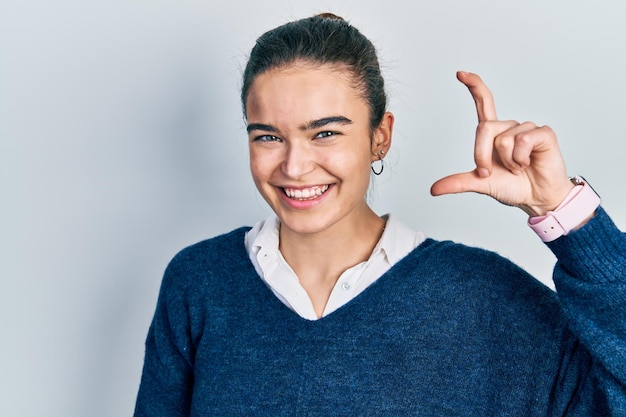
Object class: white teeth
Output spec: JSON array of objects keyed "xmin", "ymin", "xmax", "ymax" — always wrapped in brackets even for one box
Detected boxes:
[{"xmin": 284, "ymin": 185, "xmax": 329, "ymax": 200}]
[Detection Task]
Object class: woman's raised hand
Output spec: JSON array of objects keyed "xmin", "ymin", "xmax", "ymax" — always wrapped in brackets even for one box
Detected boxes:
[{"xmin": 430, "ymin": 71, "xmax": 575, "ymax": 217}]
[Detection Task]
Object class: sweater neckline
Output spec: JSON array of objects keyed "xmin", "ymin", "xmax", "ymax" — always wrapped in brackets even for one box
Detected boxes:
[{"xmin": 232, "ymin": 226, "xmax": 437, "ymax": 325}]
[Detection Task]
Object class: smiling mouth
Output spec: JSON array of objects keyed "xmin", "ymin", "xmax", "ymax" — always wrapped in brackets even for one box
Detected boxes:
[{"xmin": 282, "ymin": 185, "xmax": 330, "ymax": 200}]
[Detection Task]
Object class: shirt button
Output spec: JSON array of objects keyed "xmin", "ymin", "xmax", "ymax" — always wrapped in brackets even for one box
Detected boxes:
[{"xmin": 341, "ymin": 282, "xmax": 351, "ymax": 291}]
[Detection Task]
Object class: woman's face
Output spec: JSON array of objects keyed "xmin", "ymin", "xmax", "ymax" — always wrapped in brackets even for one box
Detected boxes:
[{"xmin": 246, "ymin": 63, "xmax": 392, "ymax": 236}]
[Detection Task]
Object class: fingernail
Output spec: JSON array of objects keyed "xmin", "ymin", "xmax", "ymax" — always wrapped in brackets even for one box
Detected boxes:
[{"xmin": 477, "ymin": 168, "xmax": 490, "ymax": 178}]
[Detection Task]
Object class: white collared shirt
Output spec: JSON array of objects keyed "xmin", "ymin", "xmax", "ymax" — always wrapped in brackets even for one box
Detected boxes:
[{"xmin": 244, "ymin": 215, "xmax": 426, "ymax": 320}]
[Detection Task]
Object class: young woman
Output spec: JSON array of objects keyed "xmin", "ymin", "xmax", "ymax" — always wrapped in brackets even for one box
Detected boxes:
[{"xmin": 134, "ymin": 14, "xmax": 625, "ymax": 416}]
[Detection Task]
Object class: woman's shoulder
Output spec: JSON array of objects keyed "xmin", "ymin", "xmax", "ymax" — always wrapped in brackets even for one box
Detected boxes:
[
  {"xmin": 399, "ymin": 237, "xmax": 559, "ymax": 311},
  {"xmin": 173, "ymin": 226, "xmax": 251, "ymax": 262},
  {"xmin": 402, "ymin": 237, "xmax": 516, "ymax": 269},
  {"xmin": 391, "ymin": 238, "xmax": 567, "ymax": 339},
  {"xmin": 160, "ymin": 226, "xmax": 252, "ymax": 290}
]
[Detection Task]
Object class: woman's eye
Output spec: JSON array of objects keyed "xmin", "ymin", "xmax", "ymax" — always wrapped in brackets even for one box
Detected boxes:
[
  {"xmin": 254, "ymin": 135, "xmax": 281, "ymax": 142},
  {"xmin": 315, "ymin": 131, "xmax": 337, "ymax": 139}
]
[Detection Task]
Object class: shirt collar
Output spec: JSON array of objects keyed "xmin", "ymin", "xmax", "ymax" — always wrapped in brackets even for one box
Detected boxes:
[
  {"xmin": 245, "ymin": 214, "xmax": 280, "ymax": 256},
  {"xmin": 245, "ymin": 214, "xmax": 424, "ymax": 266}
]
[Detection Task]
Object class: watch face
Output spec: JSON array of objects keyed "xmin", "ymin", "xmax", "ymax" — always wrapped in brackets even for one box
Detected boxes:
[
  {"xmin": 572, "ymin": 176, "xmax": 600, "ymax": 198},
  {"xmin": 570, "ymin": 176, "xmax": 584, "ymax": 186}
]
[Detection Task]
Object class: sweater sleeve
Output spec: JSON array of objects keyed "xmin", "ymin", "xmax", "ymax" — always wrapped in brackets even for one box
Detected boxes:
[
  {"xmin": 546, "ymin": 206, "xmax": 626, "ymax": 413},
  {"xmin": 134, "ymin": 252, "xmax": 196, "ymax": 417}
]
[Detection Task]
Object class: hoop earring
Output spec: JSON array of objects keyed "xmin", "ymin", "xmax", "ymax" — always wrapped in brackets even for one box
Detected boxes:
[{"xmin": 371, "ymin": 159, "xmax": 384, "ymax": 175}]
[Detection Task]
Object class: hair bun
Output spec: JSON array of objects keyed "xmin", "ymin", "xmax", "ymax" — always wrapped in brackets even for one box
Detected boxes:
[{"xmin": 315, "ymin": 12, "xmax": 345, "ymax": 21}]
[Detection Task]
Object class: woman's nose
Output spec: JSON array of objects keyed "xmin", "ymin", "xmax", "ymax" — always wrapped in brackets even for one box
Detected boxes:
[{"xmin": 281, "ymin": 142, "xmax": 315, "ymax": 179}]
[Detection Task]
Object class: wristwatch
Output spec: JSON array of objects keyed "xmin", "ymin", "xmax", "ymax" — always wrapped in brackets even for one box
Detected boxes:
[{"xmin": 527, "ymin": 176, "xmax": 601, "ymax": 242}]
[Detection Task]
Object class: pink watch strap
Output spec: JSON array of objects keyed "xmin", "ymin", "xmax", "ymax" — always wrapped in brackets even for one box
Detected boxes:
[{"xmin": 528, "ymin": 177, "xmax": 601, "ymax": 242}]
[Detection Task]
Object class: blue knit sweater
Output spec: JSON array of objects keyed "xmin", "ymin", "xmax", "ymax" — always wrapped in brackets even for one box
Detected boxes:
[{"xmin": 134, "ymin": 207, "xmax": 626, "ymax": 416}]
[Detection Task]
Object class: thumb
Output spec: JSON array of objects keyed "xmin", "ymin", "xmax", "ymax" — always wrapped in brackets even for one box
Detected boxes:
[{"xmin": 430, "ymin": 170, "xmax": 488, "ymax": 196}]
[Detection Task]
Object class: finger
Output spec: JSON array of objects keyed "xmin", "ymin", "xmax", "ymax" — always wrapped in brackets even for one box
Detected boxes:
[
  {"xmin": 430, "ymin": 171, "xmax": 489, "ymax": 197},
  {"xmin": 474, "ymin": 120, "xmax": 520, "ymax": 178},
  {"xmin": 456, "ymin": 71, "xmax": 497, "ymax": 122},
  {"xmin": 493, "ymin": 122, "xmax": 558, "ymax": 175},
  {"xmin": 493, "ymin": 121, "xmax": 538, "ymax": 174},
  {"xmin": 510, "ymin": 125, "xmax": 556, "ymax": 168}
]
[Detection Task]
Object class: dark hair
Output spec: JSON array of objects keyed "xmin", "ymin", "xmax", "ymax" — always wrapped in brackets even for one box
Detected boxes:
[{"xmin": 241, "ymin": 13, "xmax": 387, "ymax": 131}]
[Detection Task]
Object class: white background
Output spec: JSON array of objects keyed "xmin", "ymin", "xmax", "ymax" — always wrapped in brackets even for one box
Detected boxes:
[{"xmin": 2, "ymin": 0, "xmax": 624, "ymax": 416}]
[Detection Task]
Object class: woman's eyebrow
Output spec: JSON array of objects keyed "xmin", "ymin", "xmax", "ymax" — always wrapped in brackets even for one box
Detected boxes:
[
  {"xmin": 246, "ymin": 116, "xmax": 353, "ymax": 133},
  {"xmin": 246, "ymin": 123, "xmax": 277, "ymax": 133},
  {"xmin": 302, "ymin": 116, "xmax": 353, "ymax": 130}
]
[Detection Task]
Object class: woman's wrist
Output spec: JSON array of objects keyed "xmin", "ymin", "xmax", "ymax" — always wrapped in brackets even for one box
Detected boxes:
[{"xmin": 527, "ymin": 176, "xmax": 601, "ymax": 242}]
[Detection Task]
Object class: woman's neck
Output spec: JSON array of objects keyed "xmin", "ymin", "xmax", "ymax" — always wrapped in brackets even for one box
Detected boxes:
[{"xmin": 278, "ymin": 206, "xmax": 386, "ymax": 317}]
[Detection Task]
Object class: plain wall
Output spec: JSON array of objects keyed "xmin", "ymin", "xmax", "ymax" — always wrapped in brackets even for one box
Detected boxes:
[{"xmin": 1, "ymin": 0, "xmax": 624, "ymax": 416}]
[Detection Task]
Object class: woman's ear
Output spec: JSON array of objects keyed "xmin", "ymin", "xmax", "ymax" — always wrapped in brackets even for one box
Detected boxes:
[{"xmin": 371, "ymin": 111, "xmax": 394, "ymax": 160}]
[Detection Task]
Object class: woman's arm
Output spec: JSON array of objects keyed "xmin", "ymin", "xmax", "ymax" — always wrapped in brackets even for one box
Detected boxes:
[
  {"xmin": 431, "ymin": 72, "xmax": 626, "ymax": 413},
  {"xmin": 134, "ymin": 255, "xmax": 195, "ymax": 417}
]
